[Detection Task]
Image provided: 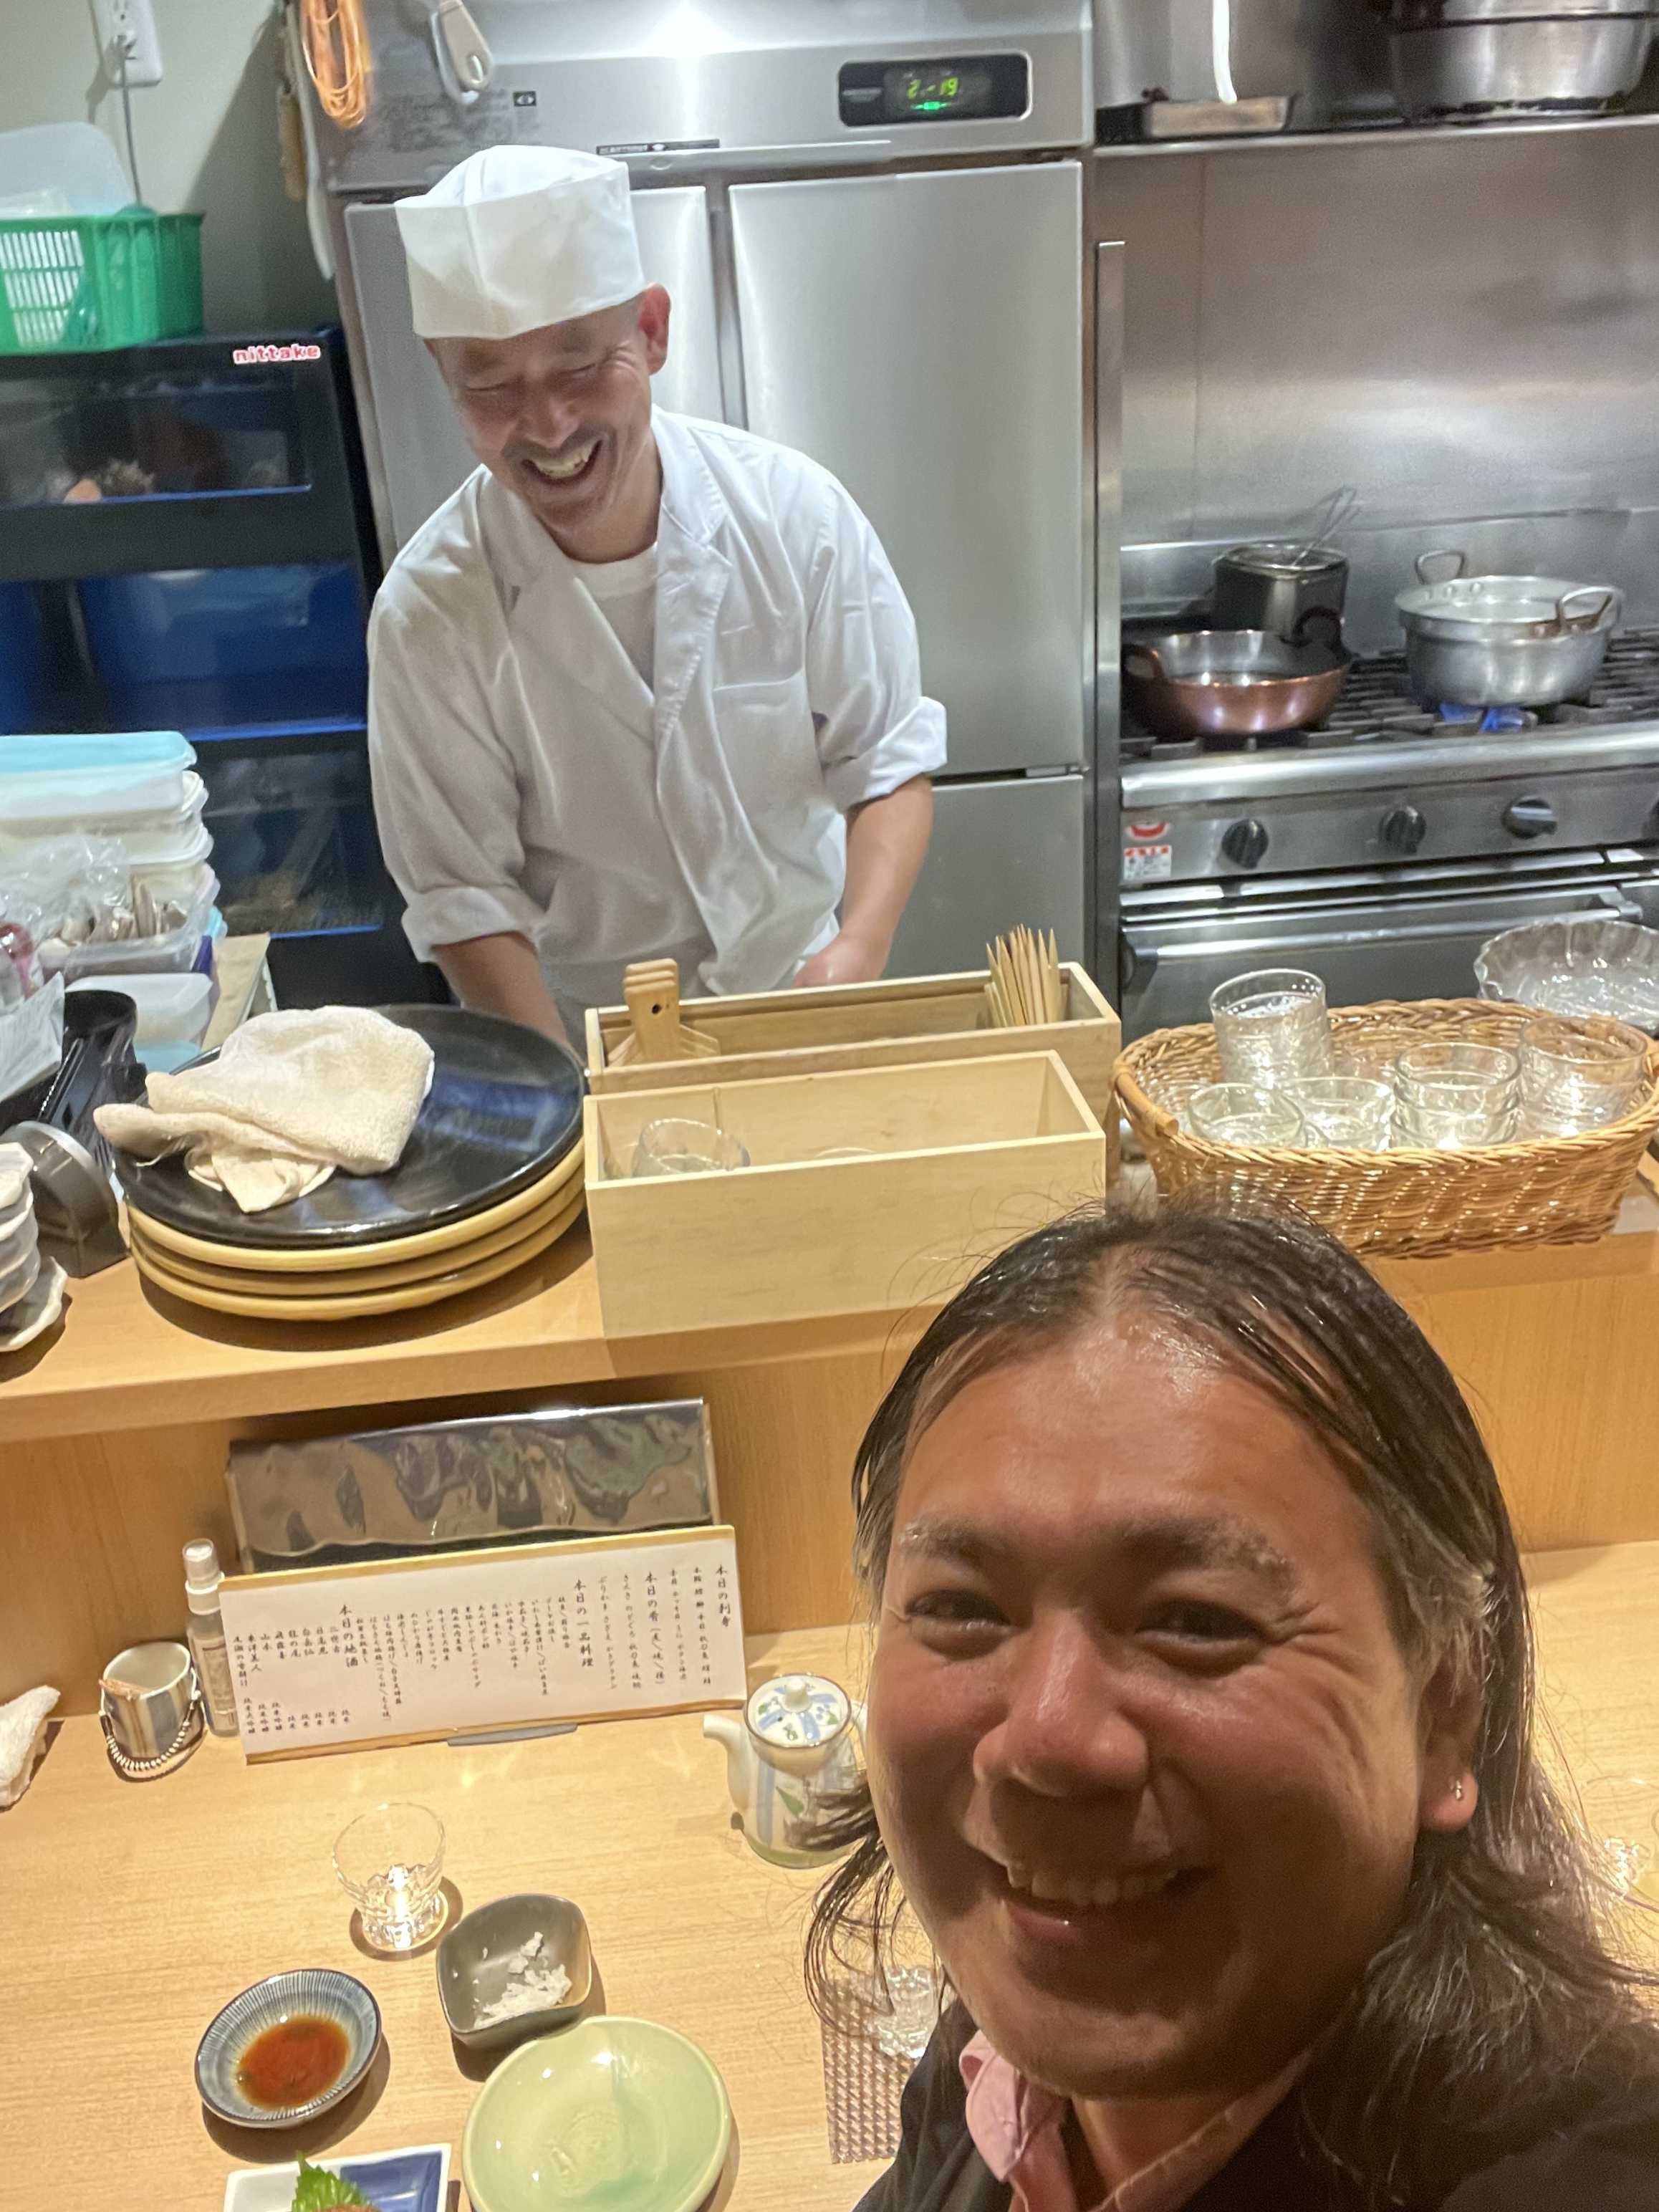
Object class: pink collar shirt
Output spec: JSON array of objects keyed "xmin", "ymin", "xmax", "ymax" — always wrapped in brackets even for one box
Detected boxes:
[{"xmin": 960, "ymin": 2034, "xmax": 1307, "ymax": 2212}]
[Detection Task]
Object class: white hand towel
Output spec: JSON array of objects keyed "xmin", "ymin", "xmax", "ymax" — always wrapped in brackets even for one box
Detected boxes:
[
  {"xmin": 95, "ymin": 1006, "xmax": 435, "ymax": 1213},
  {"xmin": 0, "ymin": 1686, "xmax": 57, "ymax": 1809}
]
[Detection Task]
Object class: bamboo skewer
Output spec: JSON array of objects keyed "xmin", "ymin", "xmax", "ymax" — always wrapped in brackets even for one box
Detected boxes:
[{"xmin": 985, "ymin": 928, "xmax": 1064, "ymax": 1031}]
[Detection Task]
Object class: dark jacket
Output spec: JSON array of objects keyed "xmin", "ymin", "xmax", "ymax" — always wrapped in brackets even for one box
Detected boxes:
[{"xmin": 853, "ymin": 2007, "xmax": 1659, "ymax": 2212}]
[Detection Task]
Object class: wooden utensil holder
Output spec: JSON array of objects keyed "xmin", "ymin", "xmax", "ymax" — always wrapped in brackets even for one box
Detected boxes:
[
  {"xmin": 586, "ymin": 966, "xmax": 1121, "ymax": 1175},
  {"xmin": 585, "ymin": 1050, "xmax": 1107, "ymax": 1337}
]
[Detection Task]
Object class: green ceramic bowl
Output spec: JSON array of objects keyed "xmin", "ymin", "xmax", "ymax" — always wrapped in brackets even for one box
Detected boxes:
[{"xmin": 462, "ymin": 2015, "xmax": 733, "ymax": 2212}]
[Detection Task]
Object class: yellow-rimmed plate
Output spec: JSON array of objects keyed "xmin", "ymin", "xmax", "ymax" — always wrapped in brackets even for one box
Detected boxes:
[
  {"xmin": 127, "ymin": 1142, "xmax": 584, "ymax": 1273},
  {"xmin": 130, "ymin": 1190, "xmax": 584, "ymax": 1319},
  {"xmin": 128, "ymin": 1175, "xmax": 582, "ymax": 1295}
]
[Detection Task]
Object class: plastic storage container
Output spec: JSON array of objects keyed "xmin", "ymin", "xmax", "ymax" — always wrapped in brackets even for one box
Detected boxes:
[
  {"xmin": 126, "ymin": 813, "xmax": 213, "ymax": 903},
  {"xmin": 47, "ymin": 866, "xmax": 216, "ymax": 982},
  {"xmin": 69, "ymin": 968, "xmax": 212, "ymax": 1047},
  {"xmin": 0, "ymin": 211, "xmax": 203, "ymax": 355},
  {"xmin": 0, "ymin": 730, "xmax": 196, "ymax": 821},
  {"xmin": 0, "ymin": 769, "xmax": 207, "ymax": 856}
]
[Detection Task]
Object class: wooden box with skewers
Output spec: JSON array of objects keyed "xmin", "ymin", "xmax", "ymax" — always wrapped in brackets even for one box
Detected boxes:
[{"xmin": 583, "ymin": 935, "xmax": 1122, "ymax": 1173}]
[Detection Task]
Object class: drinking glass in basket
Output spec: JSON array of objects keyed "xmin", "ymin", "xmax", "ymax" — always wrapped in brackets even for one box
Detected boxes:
[
  {"xmin": 1516, "ymin": 1016, "xmax": 1646, "ymax": 1139},
  {"xmin": 1393, "ymin": 1042, "xmax": 1519, "ymax": 1150},
  {"xmin": 1184, "ymin": 1082, "xmax": 1307, "ymax": 1148},
  {"xmin": 1282, "ymin": 1074, "xmax": 1394, "ymax": 1150},
  {"xmin": 1209, "ymin": 970, "xmax": 1334, "ymax": 1090}
]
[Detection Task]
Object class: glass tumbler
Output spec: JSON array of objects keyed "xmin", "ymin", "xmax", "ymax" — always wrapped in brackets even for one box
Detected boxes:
[
  {"xmin": 1516, "ymin": 1016, "xmax": 1645, "ymax": 1138},
  {"xmin": 1393, "ymin": 1042, "xmax": 1519, "ymax": 1149},
  {"xmin": 1185, "ymin": 1082, "xmax": 1307, "ymax": 1148},
  {"xmin": 334, "ymin": 1801, "xmax": 447, "ymax": 1952},
  {"xmin": 1282, "ymin": 1075, "xmax": 1394, "ymax": 1150},
  {"xmin": 1209, "ymin": 970, "xmax": 1334, "ymax": 1089},
  {"xmin": 631, "ymin": 1118, "xmax": 750, "ymax": 1176}
]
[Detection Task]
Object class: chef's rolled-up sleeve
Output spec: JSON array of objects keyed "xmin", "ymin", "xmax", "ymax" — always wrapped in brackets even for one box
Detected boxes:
[
  {"xmin": 805, "ymin": 484, "xmax": 947, "ymax": 816},
  {"xmin": 367, "ymin": 592, "xmax": 544, "ymax": 963}
]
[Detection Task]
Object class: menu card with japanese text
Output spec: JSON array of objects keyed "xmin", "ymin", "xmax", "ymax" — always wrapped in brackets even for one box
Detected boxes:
[{"xmin": 219, "ymin": 1526, "xmax": 747, "ymax": 1759}]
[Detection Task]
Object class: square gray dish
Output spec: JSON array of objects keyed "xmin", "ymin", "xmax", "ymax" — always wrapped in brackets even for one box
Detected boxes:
[{"xmin": 438, "ymin": 1893, "xmax": 592, "ymax": 2053}]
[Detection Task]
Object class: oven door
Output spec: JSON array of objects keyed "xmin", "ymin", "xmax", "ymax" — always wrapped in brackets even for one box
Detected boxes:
[{"xmin": 1120, "ymin": 855, "xmax": 1645, "ymax": 1038}]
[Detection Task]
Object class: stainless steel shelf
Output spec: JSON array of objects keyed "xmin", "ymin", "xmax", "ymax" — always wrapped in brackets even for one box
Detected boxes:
[{"xmin": 1095, "ymin": 106, "xmax": 1659, "ymax": 160}]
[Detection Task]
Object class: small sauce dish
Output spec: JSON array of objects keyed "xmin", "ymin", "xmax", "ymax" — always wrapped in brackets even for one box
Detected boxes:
[
  {"xmin": 437, "ymin": 1892, "xmax": 592, "ymax": 2053},
  {"xmin": 195, "ymin": 1967, "xmax": 380, "ymax": 2128}
]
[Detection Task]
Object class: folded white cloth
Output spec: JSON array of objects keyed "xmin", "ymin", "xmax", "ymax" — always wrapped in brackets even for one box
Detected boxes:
[
  {"xmin": 95, "ymin": 1006, "xmax": 436, "ymax": 1213},
  {"xmin": 0, "ymin": 1686, "xmax": 57, "ymax": 1809}
]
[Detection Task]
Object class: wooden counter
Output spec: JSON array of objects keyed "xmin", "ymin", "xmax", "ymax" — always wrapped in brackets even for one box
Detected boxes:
[
  {"xmin": 2, "ymin": 1550, "xmax": 1655, "ymax": 2210},
  {"xmin": 0, "ymin": 1227, "xmax": 919, "ymax": 1709},
  {"xmin": 8, "ymin": 1188, "xmax": 1659, "ymax": 1712}
]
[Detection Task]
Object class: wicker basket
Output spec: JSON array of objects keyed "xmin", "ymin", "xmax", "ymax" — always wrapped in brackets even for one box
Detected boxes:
[{"xmin": 1115, "ymin": 998, "xmax": 1659, "ymax": 1259}]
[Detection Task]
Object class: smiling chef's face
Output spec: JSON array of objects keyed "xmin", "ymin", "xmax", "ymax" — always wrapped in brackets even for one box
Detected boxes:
[
  {"xmin": 431, "ymin": 286, "xmax": 670, "ymax": 554},
  {"xmin": 865, "ymin": 1315, "xmax": 1478, "ymax": 2106}
]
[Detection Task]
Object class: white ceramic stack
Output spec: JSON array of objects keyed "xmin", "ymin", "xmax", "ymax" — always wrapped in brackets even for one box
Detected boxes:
[{"xmin": 0, "ymin": 1142, "xmax": 40, "ymax": 1319}]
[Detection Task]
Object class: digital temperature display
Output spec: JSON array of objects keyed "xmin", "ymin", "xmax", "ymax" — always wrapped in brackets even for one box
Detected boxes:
[
  {"xmin": 839, "ymin": 54, "xmax": 1029, "ymax": 130},
  {"xmin": 884, "ymin": 61, "xmax": 994, "ymax": 118}
]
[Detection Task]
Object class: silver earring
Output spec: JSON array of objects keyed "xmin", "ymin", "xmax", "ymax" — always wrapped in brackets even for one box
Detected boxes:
[{"xmin": 1453, "ymin": 1779, "xmax": 1465, "ymax": 1802}]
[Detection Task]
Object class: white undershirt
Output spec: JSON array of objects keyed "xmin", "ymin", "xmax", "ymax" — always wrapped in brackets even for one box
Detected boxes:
[{"xmin": 574, "ymin": 543, "xmax": 658, "ymax": 693}]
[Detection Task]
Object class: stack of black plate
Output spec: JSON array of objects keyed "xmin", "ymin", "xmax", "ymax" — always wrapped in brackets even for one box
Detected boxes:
[{"xmin": 118, "ymin": 1007, "xmax": 585, "ymax": 1320}]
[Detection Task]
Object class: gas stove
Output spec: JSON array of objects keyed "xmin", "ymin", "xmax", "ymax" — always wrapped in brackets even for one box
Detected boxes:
[
  {"xmin": 1118, "ymin": 629, "xmax": 1659, "ymax": 887},
  {"xmin": 1121, "ymin": 629, "xmax": 1659, "ymax": 763}
]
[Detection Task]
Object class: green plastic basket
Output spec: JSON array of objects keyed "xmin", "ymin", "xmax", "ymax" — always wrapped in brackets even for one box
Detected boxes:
[{"xmin": 0, "ymin": 209, "xmax": 204, "ymax": 355}]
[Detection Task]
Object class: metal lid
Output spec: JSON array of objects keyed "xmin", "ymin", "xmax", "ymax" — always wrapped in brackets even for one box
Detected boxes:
[
  {"xmin": 1218, "ymin": 540, "xmax": 1347, "ymax": 579},
  {"xmin": 746, "ymin": 1673, "xmax": 850, "ymax": 1749}
]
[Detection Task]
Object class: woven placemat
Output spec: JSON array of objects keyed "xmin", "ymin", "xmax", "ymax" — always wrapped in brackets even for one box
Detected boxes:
[{"xmin": 818, "ymin": 1978, "xmax": 915, "ymax": 2163}]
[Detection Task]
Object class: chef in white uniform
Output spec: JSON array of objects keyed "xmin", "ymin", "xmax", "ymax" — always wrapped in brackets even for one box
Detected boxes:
[{"xmin": 368, "ymin": 145, "xmax": 946, "ymax": 1047}]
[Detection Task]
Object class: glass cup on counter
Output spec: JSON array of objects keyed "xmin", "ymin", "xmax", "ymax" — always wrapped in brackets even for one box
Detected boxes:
[
  {"xmin": 1516, "ymin": 1016, "xmax": 1646, "ymax": 1138},
  {"xmin": 631, "ymin": 1118, "xmax": 751, "ymax": 1176},
  {"xmin": 1281, "ymin": 1074, "xmax": 1394, "ymax": 1150},
  {"xmin": 865, "ymin": 1961, "xmax": 945, "ymax": 2062},
  {"xmin": 1392, "ymin": 1041, "xmax": 1519, "ymax": 1150},
  {"xmin": 1209, "ymin": 970, "xmax": 1334, "ymax": 1090},
  {"xmin": 1184, "ymin": 1082, "xmax": 1307, "ymax": 1148},
  {"xmin": 334, "ymin": 1801, "xmax": 448, "ymax": 1952}
]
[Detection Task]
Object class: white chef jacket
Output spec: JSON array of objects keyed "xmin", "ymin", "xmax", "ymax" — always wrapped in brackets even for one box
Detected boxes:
[{"xmin": 367, "ymin": 410, "xmax": 947, "ymax": 1034}]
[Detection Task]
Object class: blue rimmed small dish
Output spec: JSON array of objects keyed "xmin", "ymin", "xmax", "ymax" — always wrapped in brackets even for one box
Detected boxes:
[
  {"xmin": 222, "ymin": 2145, "xmax": 449, "ymax": 2212},
  {"xmin": 196, "ymin": 1967, "xmax": 381, "ymax": 2129}
]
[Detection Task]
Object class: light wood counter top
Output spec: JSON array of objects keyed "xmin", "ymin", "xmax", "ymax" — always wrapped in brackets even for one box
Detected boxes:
[
  {"xmin": 4, "ymin": 1551, "xmax": 1658, "ymax": 2210},
  {"xmin": 9, "ymin": 1180, "xmax": 1659, "ymax": 1712},
  {"xmin": 0, "ymin": 1623, "xmax": 883, "ymax": 2212},
  {"xmin": 5, "ymin": 1192, "xmax": 1658, "ymax": 1448},
  {"xmin": 0, "ymin": 1223, "xmax": 923, "ymax": 1446}
]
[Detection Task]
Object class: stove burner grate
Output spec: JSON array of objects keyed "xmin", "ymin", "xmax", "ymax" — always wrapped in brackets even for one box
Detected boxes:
[{"xmin": 1120, "ymin": 628, "xmax": 1659, "ymax": 760}]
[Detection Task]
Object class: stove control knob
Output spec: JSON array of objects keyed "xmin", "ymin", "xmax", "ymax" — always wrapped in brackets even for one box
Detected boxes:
[
  {"xmin": 1221, "ymin": 817, "xmax": 1269, "ymax": 870},
  {"xmin": 1503, "ymin": 794, "xmax": 1558, "ymax": 841},
  {"xmin": 1380, "ymin": 804, "xmax": 1427, "ymax": 856}
]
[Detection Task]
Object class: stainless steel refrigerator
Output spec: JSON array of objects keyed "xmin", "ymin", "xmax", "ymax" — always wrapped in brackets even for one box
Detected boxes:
[{"xmin": 311, "ymin": 0, "xmax": 1099, "ymax": 980}]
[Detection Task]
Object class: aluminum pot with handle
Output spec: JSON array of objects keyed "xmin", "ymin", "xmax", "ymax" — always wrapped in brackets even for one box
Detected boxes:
[{"xmin": 1395, "ymin": 549, "xmax": 1621, "ymax": 707}]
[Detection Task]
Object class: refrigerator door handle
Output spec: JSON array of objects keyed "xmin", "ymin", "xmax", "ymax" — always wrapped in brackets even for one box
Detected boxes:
[{"xmin": 431, "ymin": 0, "xmax": 493, "ymax": 104}]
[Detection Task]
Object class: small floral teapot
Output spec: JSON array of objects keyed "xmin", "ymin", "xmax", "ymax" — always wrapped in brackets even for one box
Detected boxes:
[{"xmin": 703, "ymin": 1672, "xmax": 866, "ymax": 1867}]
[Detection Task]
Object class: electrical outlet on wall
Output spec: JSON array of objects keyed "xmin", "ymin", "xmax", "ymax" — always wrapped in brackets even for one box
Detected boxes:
[{"xmin": 91, "ymin": 0, "xmax": 164, "ymax": 86}]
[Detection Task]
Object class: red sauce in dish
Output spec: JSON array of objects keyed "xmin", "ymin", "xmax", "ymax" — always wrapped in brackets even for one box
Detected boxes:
[{"xmin": 236, "ymin": 2014, "xmax": 350, "ymax": 2108}]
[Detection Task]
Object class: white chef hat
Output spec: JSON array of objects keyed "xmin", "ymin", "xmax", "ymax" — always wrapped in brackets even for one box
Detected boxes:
[{"xmin": 395, "ymin": 145, "xmax": 645, "ymax": 342}]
